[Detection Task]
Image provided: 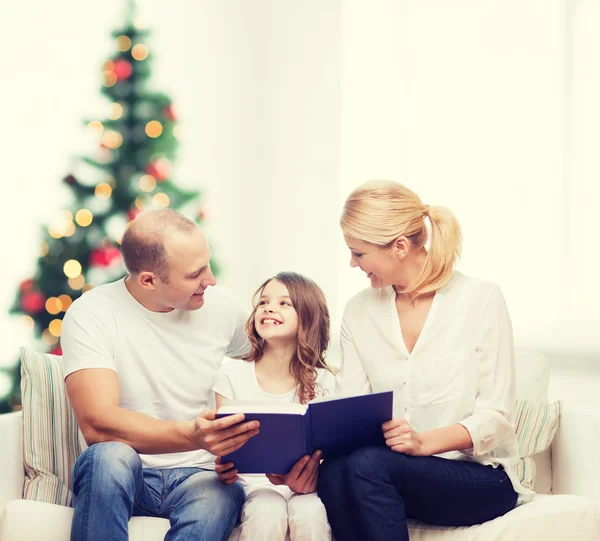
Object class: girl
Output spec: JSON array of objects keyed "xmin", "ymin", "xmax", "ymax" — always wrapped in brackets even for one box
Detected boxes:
[{"xmin": 213, "ymin": 271, "xmax": 334, "ymax": 541}]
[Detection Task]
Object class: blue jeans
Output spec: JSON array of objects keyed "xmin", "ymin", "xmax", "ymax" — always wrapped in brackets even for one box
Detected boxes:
[
  {"xmin": 318, "ymin": 446, "xmax": 518, "ymax": 541},
  {"xmin": 70, "ymin": 442, "xmax": 244, "ymax": 541}
]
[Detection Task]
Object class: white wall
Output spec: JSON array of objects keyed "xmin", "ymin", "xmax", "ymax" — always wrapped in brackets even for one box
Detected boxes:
[{"xmin": 0, "ymin": 1, "xmax": 598, "ymax": 391}]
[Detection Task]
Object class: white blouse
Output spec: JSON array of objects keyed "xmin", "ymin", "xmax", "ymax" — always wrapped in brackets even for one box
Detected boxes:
[{"xmin": 338, "ymin": 271, "xmax": 533, "ymax": 503}]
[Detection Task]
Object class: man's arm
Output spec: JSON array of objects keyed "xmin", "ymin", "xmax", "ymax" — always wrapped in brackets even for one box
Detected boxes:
[{"xmin": 66, "ymin": 369, "xmax": 259, "ymax": 456}]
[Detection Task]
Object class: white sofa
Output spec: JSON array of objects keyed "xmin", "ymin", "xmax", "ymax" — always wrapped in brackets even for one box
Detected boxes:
[{"xmin": 1, "ymin": 352, "xmax": 600, "ymax": 541}]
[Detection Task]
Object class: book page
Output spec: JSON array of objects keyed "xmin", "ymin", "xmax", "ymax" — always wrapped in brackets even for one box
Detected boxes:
[{"xmin": 218, "ymin": 400, "xmax": 308, "ymax": 415}]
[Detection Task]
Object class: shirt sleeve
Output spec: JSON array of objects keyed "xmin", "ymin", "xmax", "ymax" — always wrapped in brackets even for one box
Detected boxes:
[
  {"xmin": 336, "ymin": 307, "xmax": 372, "ymax": 396},
  {"xmin": 315, "ymin": 368, "xmax": 337, "ymax": 398},
  {"xmin": 212, "ymin": 365, "xmax": 235, "ymax": 400},
  {"xmin": 61, "ymin": 307, "xmax": 116, "ymax": 378},
  {"xmin": 225, "ymin": 295, "xmax": 251, "ymax": 359},
  {"xmin": 457, "ymin": 285, "xmax": 516, "ymax": 457}
]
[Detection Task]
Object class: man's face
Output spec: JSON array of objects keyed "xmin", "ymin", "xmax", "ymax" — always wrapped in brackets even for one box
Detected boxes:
[{"xmin": 157, "ymin": 228, "xmax": 216, "ymax": 311}]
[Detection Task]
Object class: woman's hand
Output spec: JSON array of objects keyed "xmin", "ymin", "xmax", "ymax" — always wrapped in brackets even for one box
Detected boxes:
[
  {"xmin": 266, "ymin": 450, "xmax": 321, "ymax": 494},
  {"xmin": 215, "ymin": 456, "xmax": 239, "ymax": 485},
  {"xmin": 382, "ymin": 418, "xmax": 429, "ymax": 456}
]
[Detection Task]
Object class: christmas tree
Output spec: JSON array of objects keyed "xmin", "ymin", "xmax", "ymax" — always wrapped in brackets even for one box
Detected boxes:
[{"xmin": 1, "ymin": 3, "xmax": 213, "ymax": 413}]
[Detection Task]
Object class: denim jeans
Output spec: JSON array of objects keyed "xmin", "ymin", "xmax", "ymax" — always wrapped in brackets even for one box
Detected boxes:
[
  {"xmin": 318, "ymin": 446, "xmax": 518, "ymax": 541},
  {"xmin": 70, "ymin": 442, "xmax": 244, "ymax": 541}
]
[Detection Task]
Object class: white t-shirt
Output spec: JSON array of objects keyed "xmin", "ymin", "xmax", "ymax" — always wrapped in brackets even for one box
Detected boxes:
[
  {"xmin": 339, "ymin": 271, "xmax": 534, "ymax": 504},
  {"xmin": 213, "ymin": 358, "xmax": 336, "ymax": 495},
  {"xmin": 61, "ymin": 278, "xmax": 250, "ymax": 470}
]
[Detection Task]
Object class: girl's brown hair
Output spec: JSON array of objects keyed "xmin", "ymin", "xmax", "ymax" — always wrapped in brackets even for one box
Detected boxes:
[{"xmin": 244, "ymin": 271, "xmax": 331, "ymax": 404}]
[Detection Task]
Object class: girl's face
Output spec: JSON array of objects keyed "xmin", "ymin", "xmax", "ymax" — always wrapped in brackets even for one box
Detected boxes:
[{"xmin": 254, "ymin": 279, "xmax": 299, "ymax": 343}]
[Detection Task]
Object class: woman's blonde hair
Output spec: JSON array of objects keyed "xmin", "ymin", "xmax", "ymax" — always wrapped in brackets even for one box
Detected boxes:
[
  {"xmin": 341, "ymin": 180, "xmax": 462, "ymax": 295},
  {"xmin": 244, "ymin": 272, "xmax": 332, "ymax": 404}
]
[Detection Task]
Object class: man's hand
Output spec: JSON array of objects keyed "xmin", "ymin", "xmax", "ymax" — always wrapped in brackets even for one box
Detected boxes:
[
  {"xmin": 192, "ymin": 410, "xmax": 259, "ymax": 456},
  {"xmin": 266, "ymin": 450, "xmax": 321, "ymax": 494},
  {"xmin": 215, "ymin": 456, "xmax": 239, "ymax": 485},
  {"xmin": 382, "ymin": 418, "xmax": 428, "ymax": 456}
]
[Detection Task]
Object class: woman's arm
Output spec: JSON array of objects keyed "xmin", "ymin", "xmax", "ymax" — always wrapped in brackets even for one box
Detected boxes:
[{"xmin": 457, "ymin": 285, "xmax": 516, "ymax": 456}]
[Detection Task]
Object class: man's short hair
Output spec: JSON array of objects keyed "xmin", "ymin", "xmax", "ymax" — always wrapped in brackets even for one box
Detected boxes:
[{"xmin": 120, "ymin": 209, "xmax": 197, "ymax": 281}]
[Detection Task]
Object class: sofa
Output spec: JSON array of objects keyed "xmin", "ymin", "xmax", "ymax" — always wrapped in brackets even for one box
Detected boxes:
[{"xmin": 0, "ymin": 349, "xmax": 599, "ymax": 541}]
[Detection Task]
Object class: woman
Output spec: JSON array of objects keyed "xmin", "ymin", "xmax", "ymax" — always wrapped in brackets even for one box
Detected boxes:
[{"xmin": 318, "ymin": 180, "xmax": 533, "ymax": 541}]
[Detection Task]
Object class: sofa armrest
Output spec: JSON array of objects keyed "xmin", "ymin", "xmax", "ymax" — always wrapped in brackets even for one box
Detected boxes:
[
  {"xmin": 0, "ymin": 412, "xmax": 24, "ymax": 505},
  {"xmin": 551, "ymin": 403, "xmax": 600, "ymax": 502}
]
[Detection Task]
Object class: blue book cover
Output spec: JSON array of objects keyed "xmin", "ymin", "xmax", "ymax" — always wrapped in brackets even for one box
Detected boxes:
[{"xmin": 216, "ymin": 391, "xmax": 393, "ymax": 474}]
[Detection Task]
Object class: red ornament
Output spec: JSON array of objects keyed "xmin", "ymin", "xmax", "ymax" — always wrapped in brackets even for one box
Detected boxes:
[
  {"xmin": 114, "ymin": 59, "xmax": 133, "ymax": 80},
  {"xmin": 21, "ymin": 291, "xmax": 46, "ymax": 314},
  {"xmin": 162, "ymin": 104, "xmax": 177, "ymax": 121},
  {"xmin": 50, "ymin": 345, "xmax": 63, "ymax": 356},
  {"xmin": 145, "ymin": 158, "xmax": 171, "ymax": 182},
  {"xmin": 128, "ymin": 208, "xmax": 141, "ymax": 222},
  {"xmin": 19, "ymin": 279, "xmax": 36, "ymax": 293},
  {"xmin": 90, "ymin": 246, "xmax": 122, "ymax": 267}
]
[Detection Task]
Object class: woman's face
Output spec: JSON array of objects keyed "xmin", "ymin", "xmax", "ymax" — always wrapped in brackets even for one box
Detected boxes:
[{"xmin": 344, "ymin": 234, "xmax": 402, "ymax": 289}]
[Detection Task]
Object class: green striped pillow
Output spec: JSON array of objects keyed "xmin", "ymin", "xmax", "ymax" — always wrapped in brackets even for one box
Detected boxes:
[
  {"xmin": 514, "ymin": 399, "xmax": 560, "ymax": 490},
  {"xmin": 20, "ymin": 347, "xmax": 82, "ymax": 506}
]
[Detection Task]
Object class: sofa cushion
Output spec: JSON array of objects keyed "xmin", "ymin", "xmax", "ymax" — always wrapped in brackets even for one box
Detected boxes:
[
  {"xmin": 2, "ymin": 496, "xmax": 598, "ymax": 541},
  {"xmin": 19, "ymin": 347, "xmax": 82, "ymax": 506},
  {"xmin": 513, "ymin": 399, "xmax": 560, "ymax": 490}
]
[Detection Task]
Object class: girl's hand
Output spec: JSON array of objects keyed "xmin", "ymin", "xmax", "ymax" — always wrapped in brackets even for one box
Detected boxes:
[
  {"xmin": 382, "ymin": 418, "xmax": 428, "ymax": 456},
  {"xmin": 266, "ymin": 450, "xmax": 321, "ymax": 494},
  {"xmin": 215, "ymin": 456, "xmax": 239, "ymax": 485}
]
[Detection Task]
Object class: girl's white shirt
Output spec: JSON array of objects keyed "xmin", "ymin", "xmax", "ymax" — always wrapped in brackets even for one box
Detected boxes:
[
  {"xmin": 213, "ymin": 358, "xmax": 336, "ymax": 497},
  {"xmin": 338, "ymin": 270, "xmax": 534, "ymax": 504}
]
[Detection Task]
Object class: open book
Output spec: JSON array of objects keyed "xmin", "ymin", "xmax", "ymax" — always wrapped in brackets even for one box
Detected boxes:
[{"xmin": 216, "ymin": 391, "xmax": 393, "ymax": 474}]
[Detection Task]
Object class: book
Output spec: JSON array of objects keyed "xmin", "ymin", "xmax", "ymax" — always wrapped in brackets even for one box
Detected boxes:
[{"xmin": 216, "ymin": 391, "xmax": 393, "ymax": 474}]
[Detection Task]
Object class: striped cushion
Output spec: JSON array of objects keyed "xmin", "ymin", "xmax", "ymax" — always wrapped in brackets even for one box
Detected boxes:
[
  {"xmin": 514, "ymin": 399, "xmax": 560, "ymax": 490},
  {"xmin": 20, "ymin": 347, "xmax": 82, "ymax": 506}
]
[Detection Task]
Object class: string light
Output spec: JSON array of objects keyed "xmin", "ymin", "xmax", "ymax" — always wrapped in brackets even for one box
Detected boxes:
[
  {"xmin": 63, "ymin": 260, "xmax": 82, "ymax": 279},
  {"xmin": 103, "ymin": 60, "xmax": 115, "ymax": 72},
  {"xmin": 87, "ymin": 121, "xmax": 104, "ymax": 136},
  {"xmin": 104, "ymin": 72, "xmax": 117, "ymax": 87},
  {"xmin": 49, "ymin": 319, "xmax": 63, "ymax": 338},
  {"xmin": 21, "ymin": 316, "xmax": 34, "ymax": 331},
  {"xmin": 132, "ymin": 44, "xmax": 149, "ymax": 61},
  {"xmin": 58, "ymin": 294, "xmax": 73, "ymax": 311},
  {"xmin": 153, "ymin": 193, "xmax": 170, "ymax": 207},
  {"xmin": 64, "ymin": 222, "xmax": 76, "ymax": 237},
  {"xmin": 139, "ymin": 175, "xmax": 156, "ymax": 192},
  {"xmin": 83, "ymin": 284, "xmax": 94, "ymax": 293},
  {"xmin": 45, "ymin": 297, "xmax": 62, "ymax": 315},
  {"xmin": 173, "ymin": 125, "xmax": 180, "ymax": 140},
  {"xmin": 68, "ymin": 275, "xmax": 85, "ymax": 290},
  {"xmin": 49, "ymin": 226, "xmax": 63, "ymax": 239},
  {"xmin": 42, "ymin": 329, "xmax": 58, "ymax": 345},
  {"xmin": 109, "ymin": 103, "xmax": 123, "ymax": 120},
  {"xmin": 116, "ymin": 35, "xmax": 132, "ymax": 51},
  {"xmin": 102, "ymin": 130, "xmax": 123, "ymax": 149},
  {"xmin": 75, "ymin": 209, "xmax": 93, "ymax": 227},
  {"xmin": 135, "ymin": 196, "xmax": 146, "ymax": 210},
  {"xmin": 145, "ymin": 120, "xmax": 163, "ymax": 138},
  {"xmin": 95, "ymin": 183, "xmax": 113, "ymax": 200},
  {"xmin": 40, "ymin": 241, "xmax": 49, "ymax": 257}
]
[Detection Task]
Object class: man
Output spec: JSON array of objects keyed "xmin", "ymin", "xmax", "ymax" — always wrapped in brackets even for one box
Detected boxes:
[{"xmin": 62, "ymin": 209, "xmax": 259, "ymax": 541}]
